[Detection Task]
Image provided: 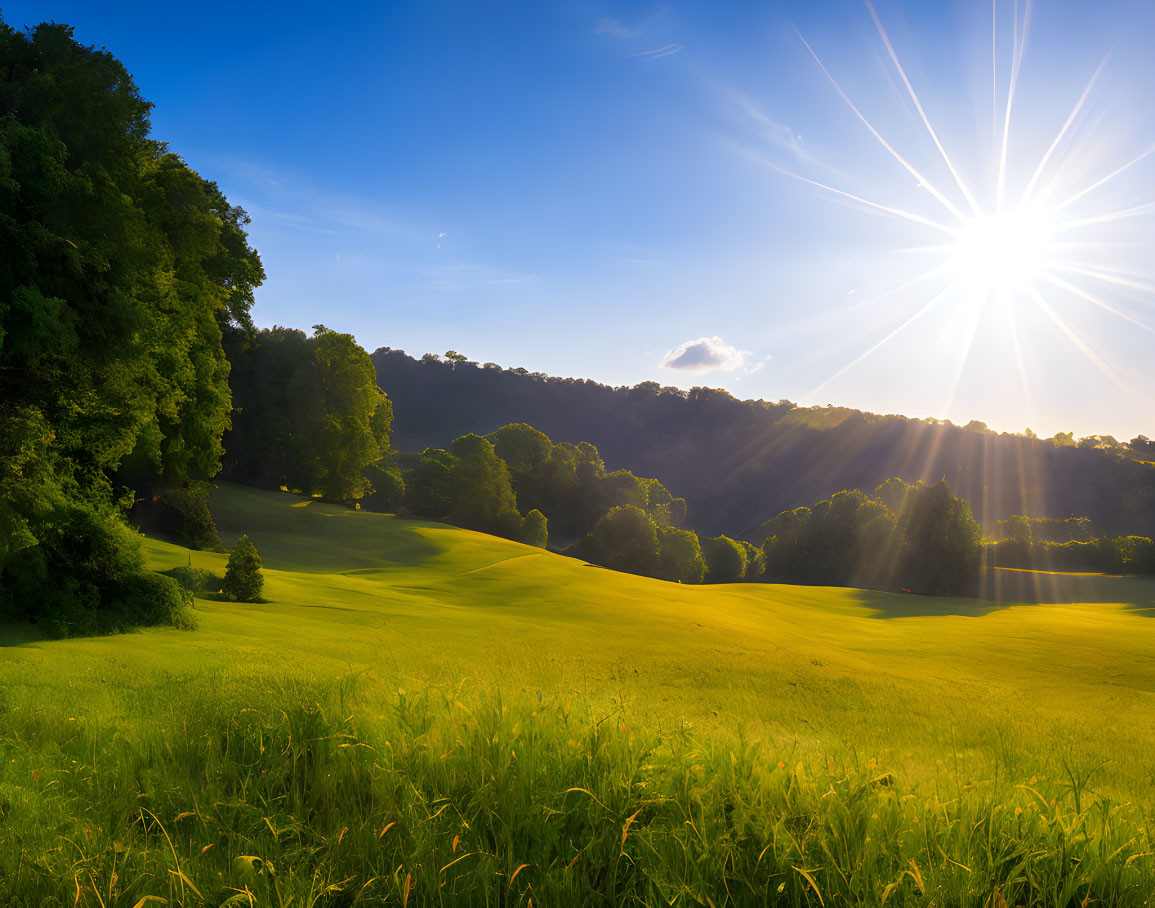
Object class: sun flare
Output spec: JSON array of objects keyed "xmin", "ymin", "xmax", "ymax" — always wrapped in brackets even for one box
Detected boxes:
[
  {"xmin": 776, "ymin": 0, "xmax": 1155, "ymax": 407},
  {"xmin": 949, "ymin": 205, "xmax": 1056, "ymax": 292}
]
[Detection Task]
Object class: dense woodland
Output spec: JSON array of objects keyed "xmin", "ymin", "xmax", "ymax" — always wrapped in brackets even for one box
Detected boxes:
[
  {"xmin": 371, "ymin": 349, "xmax": 1155, "ymax": 538},
  {"xmin": 1, "ymin": 18, "xmax": 1151, "ymax": 639}
]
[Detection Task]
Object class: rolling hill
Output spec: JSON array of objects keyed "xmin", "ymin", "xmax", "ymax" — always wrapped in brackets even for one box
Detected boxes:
[{"xmin": 4, "ymin": 482, "xmax": 1155, "ymax": 903}]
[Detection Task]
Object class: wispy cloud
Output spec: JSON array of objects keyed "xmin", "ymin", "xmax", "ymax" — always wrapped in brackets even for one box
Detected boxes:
[
  {"xmin": 594, "ymin": 17, "xmax": 639, "ymax": 39},
  {"xmin": 660, "ymin": 336, "xmax": 750, "ymax": 373},
  {"xmin": 414, "ymin": 261, "xmax": 535, "ymax": 291},
  {"xmin": 629, "ymin": 43, "xmax": 683, "ymax": 61}
]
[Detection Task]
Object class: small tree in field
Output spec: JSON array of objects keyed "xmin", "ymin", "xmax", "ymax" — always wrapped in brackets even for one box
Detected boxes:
[{"xmin": 222, "ymin": 535, "xmax": 264, "ymax": 602}]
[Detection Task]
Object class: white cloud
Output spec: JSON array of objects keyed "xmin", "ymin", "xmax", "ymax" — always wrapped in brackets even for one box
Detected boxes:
[{"xmin": 660, "ymin": 336, "xmax": 750, "ymax": 373}]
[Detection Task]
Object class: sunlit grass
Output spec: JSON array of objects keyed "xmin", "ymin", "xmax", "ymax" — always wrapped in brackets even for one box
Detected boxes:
[{"xmin": 3, "ymin": 483, "xmax": 1155, "ymax": 903}]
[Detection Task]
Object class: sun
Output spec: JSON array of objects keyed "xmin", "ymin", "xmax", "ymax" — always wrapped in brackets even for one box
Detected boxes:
[
  {"xmin": 767, "ymin": 0, "xmax": 1155, "ymax": 406},
  {"xmin": 948, "ymin": 205, "xmax": 1057, "ymax": 292}
]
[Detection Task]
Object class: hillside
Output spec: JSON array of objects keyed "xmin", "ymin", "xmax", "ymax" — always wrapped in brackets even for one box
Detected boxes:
[
  {"xmin": 372, "ymin": 349, "xmax": 1155, "ymax": 537},
  {"xmin": 6, "ymin": 482, "xmax": 1155, "ymax": 783},
  {"xmin": 6, "ymin": 482, "xmax": 1155, "ymax": 903}
]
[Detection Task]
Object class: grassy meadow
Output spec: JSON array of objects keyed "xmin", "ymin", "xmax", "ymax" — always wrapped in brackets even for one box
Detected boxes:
[{"xmin": 4, "ymin": 483, "xmax": 1155, "ymax": 905}]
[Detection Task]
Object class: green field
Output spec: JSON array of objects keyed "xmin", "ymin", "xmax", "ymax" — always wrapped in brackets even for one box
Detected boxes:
[{"xmin": 4, "ymin": 483, "xmax": 1155, "ymax": 905}]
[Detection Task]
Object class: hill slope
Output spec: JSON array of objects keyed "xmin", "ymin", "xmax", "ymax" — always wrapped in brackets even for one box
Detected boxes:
[
  {"xmin": 372, "ymin": 349, "xmax": 1155, "ymax": 537},
  {"xmin": 6, "ymin": 482, "xmax": 1155, "ymax": 903},
  {"xmin": 6, "ymin": 482, "xmax": 1154, "ymax": 789}
]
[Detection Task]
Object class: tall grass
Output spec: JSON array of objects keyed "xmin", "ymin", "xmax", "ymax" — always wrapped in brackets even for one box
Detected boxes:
[{"xmin": 2, "ymin": 678, "xmax": 1152, "ymax": 906}]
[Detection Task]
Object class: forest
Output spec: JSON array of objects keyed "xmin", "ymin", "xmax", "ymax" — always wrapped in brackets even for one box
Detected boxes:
[{"xmin": 371, "ymin": 347, "xmax": 1155, "ymax": 538}]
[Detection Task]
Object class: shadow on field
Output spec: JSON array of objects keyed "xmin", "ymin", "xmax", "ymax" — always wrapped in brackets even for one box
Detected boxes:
[
  {"xmin": 209, "ymin": 484, "xmax": 444, "ymax": 572},
  {"xmin": 983, "ymin": 568, "xmax": 1155, "ymax": 609},
  {"xmin": 854, "ymin": 568, "xmax": 1155, "ymax": 619},
  {"xmin": 850, "ymin": 589, "xmax": 1008, "ymax": 619}
]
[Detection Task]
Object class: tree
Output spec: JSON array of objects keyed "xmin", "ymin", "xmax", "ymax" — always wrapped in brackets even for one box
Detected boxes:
[
  {"xmin": 0, "ymin": 17, "xmax": 261, "ymax": 631},
  {"xmin": 592, "ymin": 506, "xmax": 659, "ymax": 575},
  {"xmin": 655, "ymin": 526, "xmax": 706, "ymax": 583},
  {"xmin": 222, "ymin": 535, "xmax": 263, "ymax": 602},
  {"xmin": 892, "ymin": 480, "xmax": 981, "ymax": 596},
  {"xmin": 405, "ymin": 448, "xmax": 460, "ymax": 517},
  {"xmin": 362, "ymin": 460, "xmax": 406, "ymax": 512},
  {"xmin": 489, "ymin": 423, "xmax": 554, "ymax": 477},
  {"xmin": 223, "ymin": 326, "xmax": 393, "ymax": 501},
  {"xmin": 740, "ymin": 541, "xmax": 766, "ymax": 580},
  {"xmin": 521, "ymin": 509, "xmax": 548, "ymax": 548},
  {"xmin": 287, "ymin": 326, "xmax": 393, "ymax": 500},
  {"xmin": 449, "ymin": 434, "xmax": 521, "ymax": 537},
  {"xmin": 701, "ymin": 535, "xmax": 747, "ymax": 582}
]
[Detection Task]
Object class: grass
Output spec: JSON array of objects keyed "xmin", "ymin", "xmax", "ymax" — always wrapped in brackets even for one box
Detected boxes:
[{"xmin": 3, "ymin": 482, "xmax": 1155, "ymax": 905}]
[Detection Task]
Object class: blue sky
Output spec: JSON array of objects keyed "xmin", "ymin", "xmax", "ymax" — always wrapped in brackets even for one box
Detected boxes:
[{"xmin": 5, "ymin": 0, "xmax": 1154, "ymax": 440}]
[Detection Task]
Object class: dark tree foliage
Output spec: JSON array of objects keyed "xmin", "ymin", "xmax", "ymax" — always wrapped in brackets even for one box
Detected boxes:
[
  {"xmin": 589, "ymin": 506, "xmax": 660, "ymax": 576},
  {"xmin": 741, "ymin": 541, "xmax": 766, "ymax": 580},
  {"xmin": 223, "ymin": 326, "xmax": 394, "ymax": 501},
  {"xmin": 760, "ymin": 479, "xmax": 981, "ymax": 596},
  {"xmin": 405, "ymin": 448, "xmax": 460, "ymax": 518},
  {"xmin": 372, "ymin": 349, "xmax": 1155, "ymax": 538},
  {"xmin": 655, "ymin": 526, "xmax": 707, "ymax": 584},
  {"xmin": 362, "ymin": 461, "xmax": 406, "ymax": 512},
  {"xmin": 222, "ymin": 534, "xmax": 263, "ymax": 603},
  {"xmin": 701, "ymin": 535, "xmax": 748, "ymax": 583},
  {"xmin": 0, "ymin": 18, "xmax": 261, "ymax": 632},
  {"xmin": 521, "ymin": 509, "xmax": 549, "ymax": 548},
  {"xmin": 448, "ymin": 434, "xmax": 521, "ymax": 538},
  {"xmin": 987, "ymin": 534, "xmax": 1154, "ymax": 575},
  {"xmin": 890, "ymin": 480, "xmax": 982, "ymax": 597},
  {"xmin": 995, "ymin": 514, "xmax": 1094, "ymax": 543},
  {"xmin": 760, "ymin": 490, "xmax": 894, "ymax": 589}
]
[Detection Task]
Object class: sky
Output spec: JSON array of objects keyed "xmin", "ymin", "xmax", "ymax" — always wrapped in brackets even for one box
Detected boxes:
[{"xmin": 5, "ymin": 0, "xmax": 1155, "ymax": 440}]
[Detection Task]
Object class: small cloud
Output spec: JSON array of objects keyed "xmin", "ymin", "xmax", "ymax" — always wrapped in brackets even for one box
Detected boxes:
[
  {"xmin": 594, "ymin": 17, "xmax": 638, "ymax": 38},
  {"xmin": 660, "ymin": 336, "xmax": 749, "ymax": 373},
  {"xmin": 629, "ymin": 43, "xmax": 683, "ymax": 61}
]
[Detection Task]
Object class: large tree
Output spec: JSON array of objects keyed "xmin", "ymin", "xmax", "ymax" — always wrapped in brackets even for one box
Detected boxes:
[
  {"xmin": 223, "ymin": 326, "xmax": 394, "ymax": 501},
  {"xmin": 0, "ymin": 19, "xmax": 262, "ymax": 632}
]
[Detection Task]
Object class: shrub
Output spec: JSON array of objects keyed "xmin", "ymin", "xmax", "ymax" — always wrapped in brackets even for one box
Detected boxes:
[
  {"xmin": 1, "ymin": 495, "xmax": 197, "ymax": 636},
  {"xmin": 165, "ymin": 565, "xmax": 217, "ymax": 594},
  {"xmin": 222, "ymin": 535, "xmax": 264, "ymax": 603}
]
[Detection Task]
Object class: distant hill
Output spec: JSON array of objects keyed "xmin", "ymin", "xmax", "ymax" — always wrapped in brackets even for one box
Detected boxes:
[{"xmin": 371, "ymin": 349, "xmax": 1155, "ymax": 538}]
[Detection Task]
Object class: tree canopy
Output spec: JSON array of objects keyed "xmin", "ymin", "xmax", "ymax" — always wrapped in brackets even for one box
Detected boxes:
[{"xmin": 0, "ymin": 18, "xmax": 262, "ymax": 633}]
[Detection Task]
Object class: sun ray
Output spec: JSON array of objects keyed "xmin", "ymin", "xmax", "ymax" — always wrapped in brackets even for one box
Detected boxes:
[
  {"xmin": 1019, "ymin": 57, "xmax": 1109, "ymax": 205},
  {"xmin": 996, "ymin": 0, "xmax": 1033, "ymax": 212},
  {"xmin": 1052, "ymin": 143, "xmax": 1155, "ymax": 213},
  {"xmin": 991, "ymin": 0, "xmax": 998, "ymax": 156},
  {"xmin": 1055, "ymin": 202, "xmax": 1155, "ymax": 231},
  {"xmin": 762, "ymin": 161, "xmax": 957, "ymax": 233},
  {"xmin": 1040, "ymin": 273, "xmax": 1155, "ymax": 333},
  {"xmin": 808, "ymin": 283, "xmax": 955, "ymax": 397},
  {"xmin": 1054, "ymin": 263, "xmax": 1155, "ymax": 294},
  {"xmin": 795, "ymin": 30, "xmax": 967, "ymax": 223},
  {"xmin": 1028, "ymin": 286, "xmax": 1130, "ymax": 395},
  {"xmin": 866, "ymin": 0, "xmax": 982, "ymax": 216},
  {"xmin": 1004, "ymin": 301, "xmax": 1036, "ymax": 414},
  {"xmin": 839, "ymin": 267, "xmax": 949, "ymax": 314}
]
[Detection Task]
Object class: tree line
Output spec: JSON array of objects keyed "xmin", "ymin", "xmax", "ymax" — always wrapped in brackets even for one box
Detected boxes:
[{"xmin": 371, "ymin": 348, "xmax": 1155, "ymax": 540}]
